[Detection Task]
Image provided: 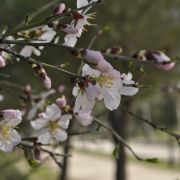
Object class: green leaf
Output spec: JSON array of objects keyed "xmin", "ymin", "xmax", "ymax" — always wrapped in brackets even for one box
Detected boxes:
[
  {"xmin": 23, "ymin": 148, "xmax": 41, "ymax": 168},
  {"xmin": 112, "ymin": 144, "xmax": 120, "ymax": 159},
  {"xmin": 25, "ymin": 13, "xmax": 31, "ymax": 25},
  {"xmin": 145, "ymin": 158, "xmax": 159, "ymax": 163}
]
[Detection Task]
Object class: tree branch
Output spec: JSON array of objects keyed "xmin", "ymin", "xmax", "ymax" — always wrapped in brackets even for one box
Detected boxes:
[
  {"xmin": 0, "ymin": 48, "xmax": 80, "ymax": 78},
  {"xmin": 120, "ymin": 105, "xmax": 180, "ymax": 146},
  {"xmin": 94, "ymin": 117, "xmax": 145, "ymax": 161}
]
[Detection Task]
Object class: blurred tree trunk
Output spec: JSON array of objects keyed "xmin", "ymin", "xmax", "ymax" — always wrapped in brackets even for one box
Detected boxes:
[
  {"xmin": 59, "ymin": 138, "xmax": 71, "ymax": 180},
  {"xmin": 59, "ymin": 122, "xmax": 73, "ymax": 180},
  {"xmin": 109, "ymin": 100, "xmax": 132, "ymax": 180}
]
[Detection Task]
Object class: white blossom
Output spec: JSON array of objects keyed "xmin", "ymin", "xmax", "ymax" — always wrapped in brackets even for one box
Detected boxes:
[
  {"xmin": 20, "ymin": 25, "xmax": 56, "ymax": 57},
  {"xmin": 31, "ymin": 104, "xmax": 72, "ymax": 145},
  {"xmin": 0, "ymin": 110, "xmax": 22, "ymax": 152},
  {"xmin": 73, "ymin": 64, "xmax": 139, "ymax": 111},
  {"xmin": 63, "ymin": 0, "xmax": 96, "ymax": 47}
]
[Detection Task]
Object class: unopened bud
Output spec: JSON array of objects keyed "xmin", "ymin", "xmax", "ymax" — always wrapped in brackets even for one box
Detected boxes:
[
  {"xmin": 103, "ymin": 47, "xmax": 122, "ymax": 55},
  {"xmin": 24, "ymin": 84, "xmax": 32, "ymax": 96},
  {"xmin": 56, "ymin": 96, "xmax": 67, "ymax": 108},
  {"xmin": 83, "ymin": 49, "xmax": 113, "ymax": 73},
  {"xmin": 31, "ymin": 63, "xmax": 52, "ymax": 89},
  {"xmin": 58, "ymin": 85, "xmax": 66, "ymax": 93},
  {"xmin": 54, "ymin": 3, "xmax": 66, "ymax": 14},
  {"xmin": 133, "ymin": 50, "xmax": 175, "ymax": 71}
]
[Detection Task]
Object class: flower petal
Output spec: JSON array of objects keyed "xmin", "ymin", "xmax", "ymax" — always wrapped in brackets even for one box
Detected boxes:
[
  {"xmin": 0, "ymin": 141, "xmax": 14, "ymax": 152},
  {"xmin": 52, "ymin": 128, "xmax": 67, "ymax": 142},
  {"xmin": 20, "ymin": 46, "xmax": 33, "ymax": 57},
  {"xmin": 120, "ymin": 86, "xmax": 139, "ymax": 96},
  {"xmin": 63, "ymin": 34, "xmax": 77, "ymax": 47},
  {"xmin": 9, "ymin": 128, "xmax": 21, "ymax": 146},
  {"xmin": 58, "ymin": 114, "xmax": 72, "ymax": 129},
  {"xmin": 37, "ymin": 131, "xmax": 52, "ymax": 145},
  {"xmin": 3, "ymin": 110, "xmax": 22, "ymax": 127},
  {"xmin": 45, "ymin": 104, "xmax": 61, "ymax": 121},
  {"xmin": 31, "ymin": 118, "xmax": 48, "ymax": 130}
]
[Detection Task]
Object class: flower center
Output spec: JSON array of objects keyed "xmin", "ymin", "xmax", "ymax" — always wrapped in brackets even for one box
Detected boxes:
[
  {"xmin": 97, "ymin": 75, "xmax": 114, "ymax": 88},
  {"xmin": 0, "ymin": 125, "xmax": 10, "ymax": 138},
  {"xmin": 48, "ymin": 121, "xmax": 59, "ymax": 132}
]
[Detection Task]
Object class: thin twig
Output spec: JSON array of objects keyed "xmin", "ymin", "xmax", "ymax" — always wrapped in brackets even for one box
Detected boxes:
[
  {"xmin": 4, "ymin": 0, "xmax": 103, "ymax": 36},
  {"xmin": 1, "ymin": 39, "xmax": 174, "ymax": 66},
  {"xmin": 14, "ymin": 0, "xmax": 60, "ymax": 31},
  {"xmin": 120, "ymin": 105, "xmax": 180, "ymax": 146},
  {"xmin": 0, "ymin": 48, "xmax": 80, "ymax": 78},
  {"xmin": 93, "ymin": 117, "xmax": 144, "ymax": 161}
]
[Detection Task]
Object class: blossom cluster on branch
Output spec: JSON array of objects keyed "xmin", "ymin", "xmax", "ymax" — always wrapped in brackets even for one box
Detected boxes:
[{"xmin": 0, "ymin": 0, "xmax": 178, "ymax": 168}]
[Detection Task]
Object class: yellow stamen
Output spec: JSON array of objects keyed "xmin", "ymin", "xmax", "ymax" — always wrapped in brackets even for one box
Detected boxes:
[
  {"xmin": 0, "ymin": 125, "xmax": 10, "ymax": 138},
  {"xmin": 97, "ymin": 75, "xmax": 114, "ymax": 88},
  {"xmin": 48, "ymin": 121, "xmax": 59, "ymax": 132}
]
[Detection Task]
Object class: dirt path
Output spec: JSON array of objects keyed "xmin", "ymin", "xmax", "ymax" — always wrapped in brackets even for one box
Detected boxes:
[{"xmin": 68, "ymin": 152, "xmax": 180, "ymax": 180}]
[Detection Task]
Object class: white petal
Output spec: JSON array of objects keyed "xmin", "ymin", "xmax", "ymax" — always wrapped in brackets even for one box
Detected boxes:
[
  {"xmin": 31, "ymin": 118, "xmax": 48, "ymax": 130},
  {"xmin": 77, "ymin": 0, "xmax": 89, "ymax": 8},
  {"xmin": 32, "ymin": 47, "xmax": 41, "ymax": 56},
  {"xmin": 75, "ymin": 110, "xmax": 93, "ymax": 126},
  {"xmin": 82, "ymin": 64, "xmax": 101, "ymax": 77},
  {"xmin": 63, "ymin": 34, "xmax": 77, "ymax": 47},
  {"xmin": 5, "ymin": 110, "xmax": 22, "ymax": 127},
  {"xmin": 52, "ymin": 128, "xmax": 67, "ymax": 142},
  {"xmin": 37, "ymin": 131, "xmax": 52, "ymax": 145},
  {"xmin": 85, "ymin": 84, "xmax": 100, "ymax": 101},
  {"xmin": 0, "ymin": 141, "xmax": 14, "ymax": 152},
  {"xmin": 103, "ymin": 90, "xmax": 121, "ymax": 111},
  {"xmin": 120, "ymin": 86, "xmax": 139, "ymax": 96},
  {"xmin": 20, "ymin": 46, "xmax": 33, "ymax": 57},
  {"xmin": 74, "ymin": 93, "xmax": 83, "ymax": 112},
  {"xmin": 9, "ymin": 128, "xmax": 21, "ymax": 146},
  {"xmin": 40, "ymin": 30, "xmax": 56, "ymax": 42},
  {"xmin": 72, "ymin": 85, "xmax": 80, "ymax": 97},
  {"xmin": 45, "ymin": 104, "xmax": 61, "ymax": 121},
  {"xmin": 58, "ymin": 114, "xmax": 72, "ymax": 129}
]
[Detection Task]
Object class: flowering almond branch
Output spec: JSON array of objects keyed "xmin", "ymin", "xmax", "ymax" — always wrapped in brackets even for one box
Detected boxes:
[
  {"xmin": 3, "ymin": 0, "xmax": 104, "ymax": 37},
  {"xmin": 0, "ymin": 39, "xmax": 176, "ymax": 68}
]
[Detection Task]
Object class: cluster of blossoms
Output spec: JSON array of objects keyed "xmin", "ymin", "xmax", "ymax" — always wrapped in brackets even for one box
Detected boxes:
[
  {"xmin": 73, "ymin": 49, "xmax": 139, "ymax": 115},
  {"xmin": 63, "ymin": 0, "xmax": 97, "ymax": 47},
  {"xmin": 0, "ymin": 0, "xmax": 177, "ymax": 154}
]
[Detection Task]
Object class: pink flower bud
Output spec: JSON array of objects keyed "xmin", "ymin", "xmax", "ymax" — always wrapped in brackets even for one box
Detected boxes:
[
  {"xmin": 0, "ymin": 55, "xmax": 6, "ymax": 68},
  {"xmin": 56, "ymin": 96, "xmax": 67, "ymax": 108},
  {"xmin": 74, "ymin": 110, "xmax": 93, "ymax": 126},
  {"xmin": 58, "ymin": 85, "xmax": 66, "ymax": 93},
  {"xmin": 54, "ymin": 3, "xmax": 66, "ymax": 14},
  {"xmin": 84, "ymin": 50, "xmax": 113, "ymax": 73},
  {"xmin": 42, "ymin": 76, "xmax": 51, "ymax": 89},
  {"xmin": 155, "ymin": 62, "xmax": 175, "ymax": 71},
  {"xmin": 149, "ymin": 51, "xmax": 175, "ymax": 70},
  {"xmin": 62, "ymin": 25, "xmax": 79, "ymax": 34}
]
